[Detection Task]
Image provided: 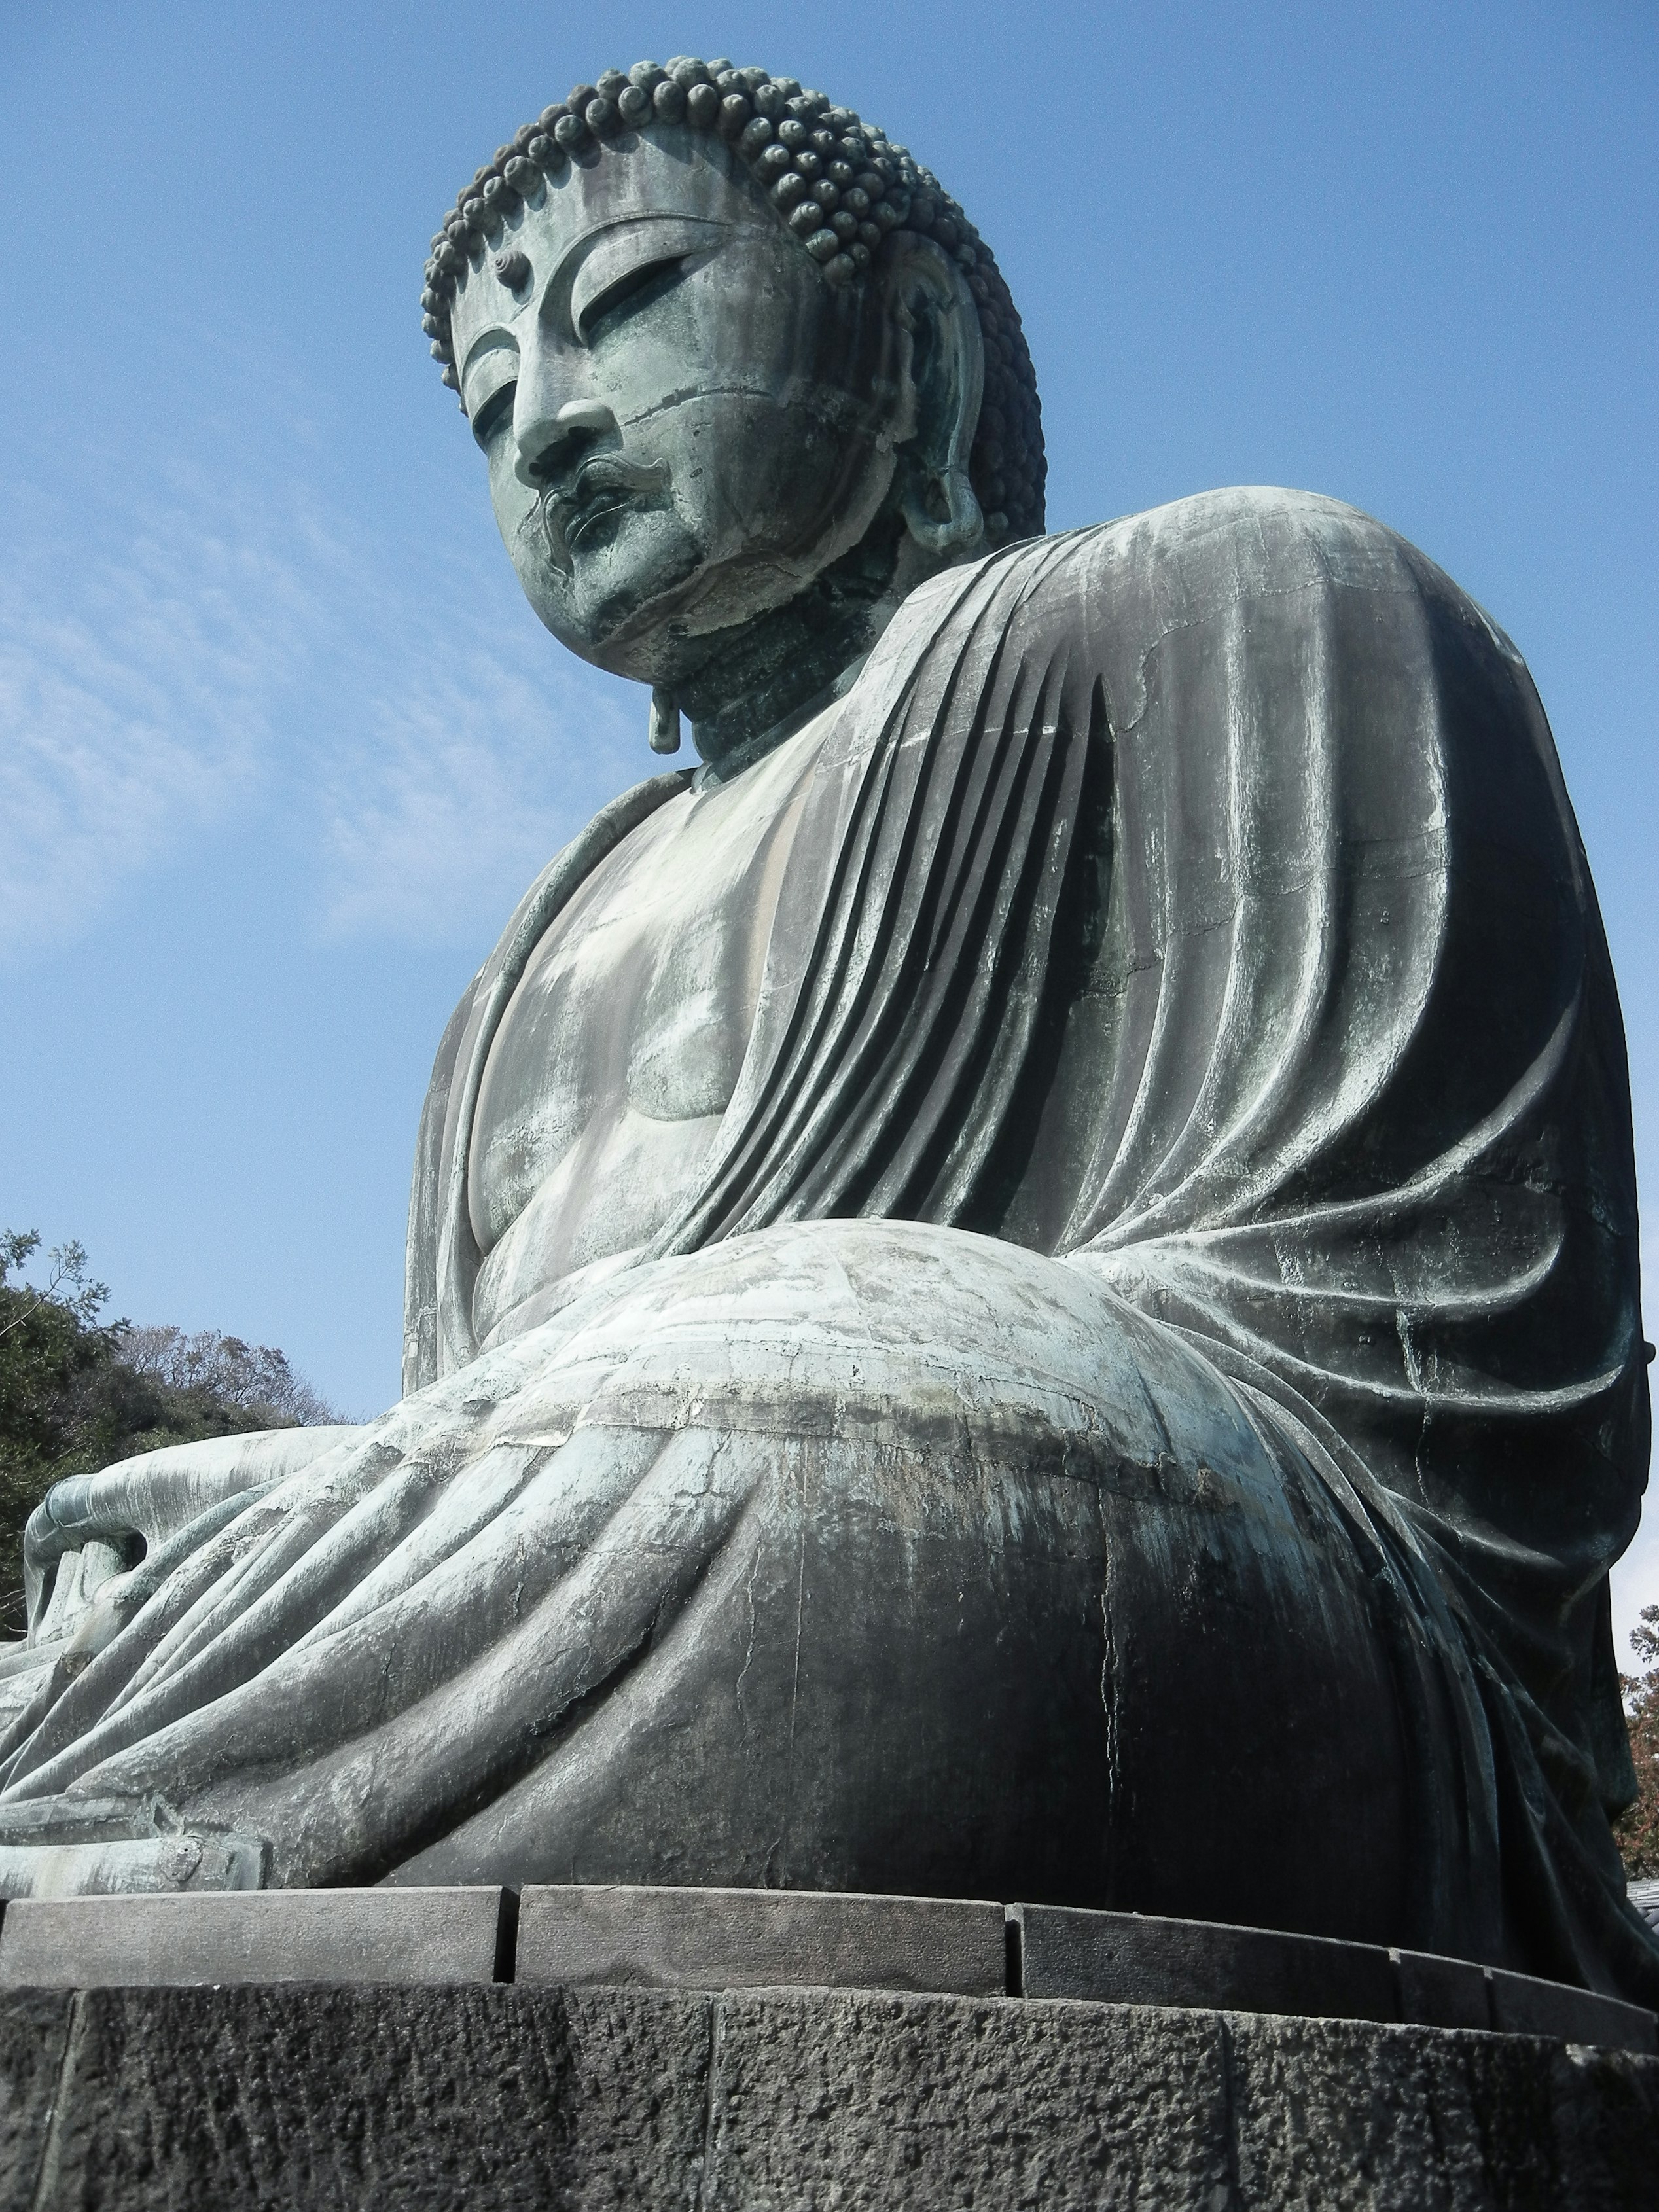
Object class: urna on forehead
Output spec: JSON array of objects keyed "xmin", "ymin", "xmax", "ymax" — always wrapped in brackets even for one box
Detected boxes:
[{"xmin": 418, "ymin": 55, "xmax": 1048, "ymax": 546}]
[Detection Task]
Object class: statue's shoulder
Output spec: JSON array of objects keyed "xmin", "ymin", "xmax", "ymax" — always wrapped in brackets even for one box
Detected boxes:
[
  {"xmin": 1047, "ymin": 484, "xmax": 1446, "ymax": 605},
  {"xmin": 1084, "ymin": 482, "xmax": 1400, "ymax": 553},
  {"xmin": 954, "ymin": 485, "xmax": 1519, "ymax": 682}
]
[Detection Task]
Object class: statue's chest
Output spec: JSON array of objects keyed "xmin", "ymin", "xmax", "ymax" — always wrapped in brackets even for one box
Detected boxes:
[{"xmin": 467, "ymin": 735, "xmax": 817, "ymax": 1277}]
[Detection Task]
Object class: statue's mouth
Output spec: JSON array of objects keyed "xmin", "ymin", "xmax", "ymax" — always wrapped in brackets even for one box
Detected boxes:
[{"xmin": 541, "ymin": 456, "xmax": 671, "ymax": 566}]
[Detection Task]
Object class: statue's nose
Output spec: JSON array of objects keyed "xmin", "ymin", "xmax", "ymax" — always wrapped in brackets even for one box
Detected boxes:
[{"xmin": 514, "ymin": 396, "xmax": 618, "ymax": 489}]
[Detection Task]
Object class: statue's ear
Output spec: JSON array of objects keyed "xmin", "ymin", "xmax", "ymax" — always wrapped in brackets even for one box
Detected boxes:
[{"xmin": 877, "ymin": 233, "xmax": 986, "ymax": 557}]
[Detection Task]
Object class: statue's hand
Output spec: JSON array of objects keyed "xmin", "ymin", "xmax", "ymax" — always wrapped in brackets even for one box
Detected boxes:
[{"xmin": 24, "ymin": 1424, "xmax": 367, "ymax": 1648}]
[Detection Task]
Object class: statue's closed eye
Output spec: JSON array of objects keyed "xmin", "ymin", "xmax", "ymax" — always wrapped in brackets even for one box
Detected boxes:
[
  {"xmin": 576, "ymin": 254, "xmax": 690, "ymax": 346},
  {"xmin": 461, "ymin": 329, "xmax": 520, "ymax": 446},
  {"xmin": 566, "ymin": 215, "xmax": 731, "ymax": 346},
  {"xmin": 471, "ymin": 379, "xmax": 518, "ymax": 448}
]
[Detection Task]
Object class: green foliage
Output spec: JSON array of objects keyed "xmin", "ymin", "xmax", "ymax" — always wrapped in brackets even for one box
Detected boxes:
[
  {"xmin": 0, "ymin": 1231, "xmax": 340, "ymax": 1638},
  {"xmin": 1614, "ymin": 1604, "xmax": 1659, "ymax": 1880}
]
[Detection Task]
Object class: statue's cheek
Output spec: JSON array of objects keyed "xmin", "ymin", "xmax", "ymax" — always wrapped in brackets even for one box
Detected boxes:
[
  {"xmin": 640, "ymin": 386, "xmax": 888, "ymax": 561},
  {"xmin": 488, "ymin": 447, "xmax": 539, "ymax": 551}
]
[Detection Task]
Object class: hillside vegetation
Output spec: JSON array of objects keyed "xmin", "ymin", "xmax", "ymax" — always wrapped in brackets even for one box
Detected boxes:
[{"xmin": 0, "ymin": 1230, "xmax": 342, "ymax": 1636}]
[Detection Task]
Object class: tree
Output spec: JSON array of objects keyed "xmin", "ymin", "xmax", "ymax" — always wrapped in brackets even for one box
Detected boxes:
[
  {"xmin": 0, "ymin": 1232, "xmax": 125, "ymax": 1626},
  {"xmin": 0, "ymin": 1232, "xmax": 342, "ymax": 1637},
  {"xmin": 119, "ymin": 1324, "xmax": 340, "ymax": 1429},
  {"xmin": 1614, "ymin": 1604, "xmax": 1659, "ymax": 1880}
]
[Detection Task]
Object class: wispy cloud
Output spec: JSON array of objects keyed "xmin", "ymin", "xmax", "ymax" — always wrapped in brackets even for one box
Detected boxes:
[
  {"xmin": 0, "ymin": 452, "xmax": 644, "ymax": 961},
  {"xmin": 0, "ymin": 478, "xmax": 275, "ymax": 957},
  {"xmin": 308, "ymin": 558, "xmax": 639, "ymax": 948}
]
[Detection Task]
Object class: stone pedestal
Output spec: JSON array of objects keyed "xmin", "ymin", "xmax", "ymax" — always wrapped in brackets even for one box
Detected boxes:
[
  {"xmin": 5, "ymin": 1978, "xmax": 1658, "ymax": 2209},
  {"xmin": 3, "ymin": 1887, "xmax": 1656, "ymax": 2206}
]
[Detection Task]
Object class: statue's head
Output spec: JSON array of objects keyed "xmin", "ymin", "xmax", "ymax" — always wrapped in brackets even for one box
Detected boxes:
[{"xmin": 425, "ymin": 60, "xmax": 1043, "ymax": 751}]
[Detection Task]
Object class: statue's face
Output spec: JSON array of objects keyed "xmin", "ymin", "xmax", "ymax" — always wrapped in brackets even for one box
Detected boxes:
[{"xmin": 446, "ymin": 130, "xmax": 914, "ymax": 683}]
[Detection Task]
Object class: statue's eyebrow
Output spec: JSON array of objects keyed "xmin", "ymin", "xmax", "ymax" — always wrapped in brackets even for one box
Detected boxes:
[
  {"xmin": 546, "ymin": 207, "xmax": 748, "ymax": 296},
  {"xmin": 459, "ymin": 326, "xmax": 520, "ymax": 408},
  {"xmin": 562, "ymin": 214, "xmax": 739, "ymax": 342}
]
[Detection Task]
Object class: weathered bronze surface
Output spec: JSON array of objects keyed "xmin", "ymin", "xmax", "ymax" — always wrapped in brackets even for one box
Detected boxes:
[{"xmin": 5, "ymin": 56, "xmax": 1654, "ymax": 2009}]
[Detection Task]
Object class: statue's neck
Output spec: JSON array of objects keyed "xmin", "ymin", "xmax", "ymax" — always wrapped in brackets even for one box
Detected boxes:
[
  {"xmin": 673, "ymin": 514, "xmax": 944, "ymax": 778},
  {"xmin": 677, "ymin": 598, "xmax": 880, "ymax": 776}
]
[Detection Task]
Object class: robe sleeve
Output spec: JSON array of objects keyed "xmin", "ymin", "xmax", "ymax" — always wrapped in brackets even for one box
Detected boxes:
[{"xmin": 402, "ymin": 984, "xmax": 476, "ymax": 1397}]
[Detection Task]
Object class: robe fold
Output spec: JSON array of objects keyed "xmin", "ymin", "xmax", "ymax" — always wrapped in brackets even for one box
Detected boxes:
[{"xmin": 6, "ymin": 488, "xmax": 1653, "ymax": 2002}]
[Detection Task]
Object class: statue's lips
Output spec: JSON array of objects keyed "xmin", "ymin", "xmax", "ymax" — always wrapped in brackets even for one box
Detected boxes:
[{"xmin": 541, "ymin": 457, "xmax": 670, "ymax": 562}]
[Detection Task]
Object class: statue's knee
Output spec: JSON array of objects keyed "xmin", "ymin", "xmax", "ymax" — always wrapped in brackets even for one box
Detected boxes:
[
  {"xmin": 1088, "ymin": 1464, "xmax": 1414, "ymax": 1940},
  {"xmin": 749, "ymin": 1410, "xmax": 1411, "ymax": 1938}
]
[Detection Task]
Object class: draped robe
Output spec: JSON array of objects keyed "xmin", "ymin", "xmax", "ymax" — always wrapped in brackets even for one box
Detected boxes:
[{"xmin": 5, "ymin": 488, "xmax": 1654, "ymax": 2001}]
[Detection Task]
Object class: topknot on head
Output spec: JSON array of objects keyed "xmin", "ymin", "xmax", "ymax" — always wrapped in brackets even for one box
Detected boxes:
[{"xmin": 421, "ymin": 58, "xmax": 1044, "ymax": 544}]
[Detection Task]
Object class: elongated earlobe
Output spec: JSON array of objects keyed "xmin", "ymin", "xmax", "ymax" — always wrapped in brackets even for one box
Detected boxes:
[
  {"xmin": 649, "ymin": 686, "xmax": 682, "ymax": 753},
  {"xmin": 903, "ymin": 467, "xmax": 983, "ymax": 555}
]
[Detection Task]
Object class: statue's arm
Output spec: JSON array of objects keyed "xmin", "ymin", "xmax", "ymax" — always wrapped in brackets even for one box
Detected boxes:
[{"xmin": 402, "ymin": 983, "xmax": 478, "ymax": 1399}]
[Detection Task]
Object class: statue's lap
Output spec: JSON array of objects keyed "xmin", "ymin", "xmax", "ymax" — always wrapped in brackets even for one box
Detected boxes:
[
  {"xmin": 14, "ymin": 1218, "xmax": 1408, "ymax": 1930},
  {"xmin": 391, "ymin": 1219, "xmax": 1412, "ymax": 1935}
]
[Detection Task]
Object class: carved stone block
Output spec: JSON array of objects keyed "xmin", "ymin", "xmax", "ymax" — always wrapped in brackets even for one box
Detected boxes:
[
  {"xmin": 516, "ymin": 1882, "xmax": 1006, "ymax": 1995},
  {"xmin": 0, "ymin": 1887, "xmax": 510, "ymax": 1989}
]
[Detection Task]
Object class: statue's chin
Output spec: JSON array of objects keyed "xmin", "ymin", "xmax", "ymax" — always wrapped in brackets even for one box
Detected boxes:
[
  {"xmin": 515, "ymin": 506, "xmax": 704, "ymax": 671},
  {"xmin": 525, "ymin": 526, "xmax": 863, "ymax": 687}
]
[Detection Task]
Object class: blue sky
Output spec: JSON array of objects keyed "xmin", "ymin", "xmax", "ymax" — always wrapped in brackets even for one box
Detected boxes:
[{"xmin": 3, "ymin": 2, "xmax": 1656, "ymax": 1647}]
